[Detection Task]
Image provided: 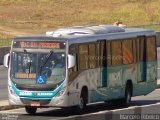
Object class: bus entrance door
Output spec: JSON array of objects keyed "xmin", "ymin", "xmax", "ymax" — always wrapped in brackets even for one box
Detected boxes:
[
  {"xmin": 99, "ymin": 40, "xmax": 107, "ymax": 88},
  {"xmin": 137, "ymin": 36, "xmax": 147, "ymax": 82}
]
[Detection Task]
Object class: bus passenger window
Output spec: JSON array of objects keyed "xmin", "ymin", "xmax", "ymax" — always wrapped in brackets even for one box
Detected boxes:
[
  {"xmin": 139, "ymin": 37, "xmax": 146, "ymax": 62},
  {"xmin": 89, "ymin": 44, "xmax": 96, "ymax": 68},
  {"xmin": 111, "ymin": 41, "xmax": 122, "ymax": 66},
  {"xmin": 96, "ymin": 42, "xmax": 100, "ymax": 67},
  {"xmin": 122, "ymin": 40, "xmax": 133, "ymax": 64},
  {"xmin": 106, "ymin": 42, "xmax": 111, "ymax": 66},
  {"xmin": 79, "ymin": 44, "xmax": 88, "ymax": 69},
  {"xmin": 147, "ymin": 37, "xmax": 156, "ymax": 61},
  {"xmin": 136, "ymin": 39, "xmax": 140, "ymax": 62},
  {"xmin": 100, "ymin": 41, "xmax": 106, "ymax": 67},
  {"xmin": 133, "ymin": 40, "xmax": 137, "ymax": 63},
  {"xmin": 69, "ymin": 44, "xmax": 78, "ymax": 72}
]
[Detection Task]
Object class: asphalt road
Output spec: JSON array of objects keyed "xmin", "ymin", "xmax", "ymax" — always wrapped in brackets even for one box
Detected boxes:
[
  {"xmin": 157, "ymin": 48, "xmax": 160, "ymax": 78},
  {"xmin": 0, "ymin": 66, "xmax": 8, "ymax": 100}
]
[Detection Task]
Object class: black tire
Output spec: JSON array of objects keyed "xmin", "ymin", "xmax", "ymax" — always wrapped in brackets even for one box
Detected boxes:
[
  {"xmin": 122, "ymin": 85, "xmax": 132, "ymax": 107},
  {"xmin": 25, "ymin": 106, "xmax": 37, "ymax": 115},
  {"xmin": 75, "ymin": 88, "xmax": 88, "ymax": 114}
]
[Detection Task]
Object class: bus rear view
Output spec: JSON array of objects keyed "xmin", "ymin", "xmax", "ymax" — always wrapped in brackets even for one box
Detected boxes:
[{"xmin": 4, "ymin": 36, "xmax": 69, "ymax": 114}]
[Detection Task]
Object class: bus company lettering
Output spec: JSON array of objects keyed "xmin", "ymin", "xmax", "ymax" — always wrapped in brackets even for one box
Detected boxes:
[
  {"xmin": 19, "ymin": 91, "xmax": 32, "ymax": 96},
  {"xmin": 16, "ymin": 73, "xmax": 36, "ymax": 79},
  {"xmin": 37, "ymin": 92, "xmax": 53, "ymax": 96}
]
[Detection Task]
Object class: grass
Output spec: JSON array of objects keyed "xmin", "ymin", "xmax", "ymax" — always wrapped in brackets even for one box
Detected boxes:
[
  {"xmin": 0, "ymin": 0, "xmax": 160, "ymax": 34},
  {"xmin": 0, "ymin": 0, "xmax": 160, "ymax": 46},
  {"xmin": 132, "ymin": 24, "xmax": 160, "ymax": 31},
  {"xmin": 0, "ymin": 33, "xmax": 13, "ymax": 47}
]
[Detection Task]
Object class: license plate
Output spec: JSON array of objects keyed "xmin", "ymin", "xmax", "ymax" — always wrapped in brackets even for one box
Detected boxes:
[{"xmin": 30, "ymin": 102, "xmax": 40, "ymax": 107}]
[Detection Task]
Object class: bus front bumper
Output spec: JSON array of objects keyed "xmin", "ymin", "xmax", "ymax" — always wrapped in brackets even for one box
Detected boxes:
[{"xmin": 8, "ymin": 93, "xmax": 69, "ymax": 107}]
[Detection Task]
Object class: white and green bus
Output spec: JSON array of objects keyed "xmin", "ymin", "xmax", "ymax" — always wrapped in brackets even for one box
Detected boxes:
[{"xmin": 4, "ymin": 25, "xmax": 157, "ymax": 114}]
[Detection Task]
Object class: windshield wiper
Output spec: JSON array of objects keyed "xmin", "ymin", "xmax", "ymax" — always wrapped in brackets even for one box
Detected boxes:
[{"xmin": 40, "ymin": 50, "xmax": 54, "ymax": 74}]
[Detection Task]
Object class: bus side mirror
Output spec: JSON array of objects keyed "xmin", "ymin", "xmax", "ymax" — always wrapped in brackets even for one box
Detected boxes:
[
  {"xmin": 4, "ymin": 53, "xmax": 10, "ymax": 68},
  {"xmin": 68, "ymin": 54, "xmax": 75, "ymax": 68}
]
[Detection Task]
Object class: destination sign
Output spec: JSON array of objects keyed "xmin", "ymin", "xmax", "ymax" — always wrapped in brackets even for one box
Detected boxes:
[{"xmin": 13, "ymin": 41, "xmax": 65, "ymax": 49}]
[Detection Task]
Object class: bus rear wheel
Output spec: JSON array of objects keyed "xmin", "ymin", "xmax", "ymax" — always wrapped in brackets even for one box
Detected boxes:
[
  {"xmin": 25, "ymin": 106, "xmax": 37, "ymax": 115},
  {"xmin": 122, "ymin": 84, "xmax": 132, "ymax": 107}
]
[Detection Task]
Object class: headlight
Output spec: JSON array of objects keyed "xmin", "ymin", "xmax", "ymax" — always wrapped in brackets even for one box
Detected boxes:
[{"xmin": 8, "ymin": 85, "xmax": 17, "ymax": 97}]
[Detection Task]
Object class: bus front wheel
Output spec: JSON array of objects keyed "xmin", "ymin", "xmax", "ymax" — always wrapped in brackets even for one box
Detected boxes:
[
  {"xmin": 25, "ymin": 106, "xmax": 37, "ymax": 115},
  {"xmin": 72, "ymin": 87, "xmax": 88, "ymax": 114}
]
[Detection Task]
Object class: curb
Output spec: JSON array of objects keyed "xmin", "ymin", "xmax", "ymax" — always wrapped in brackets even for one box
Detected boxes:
[
  {"xmin": 157, "ymin": 79, "xmax": 160, "ymax": 89},
  {"xmin": 157, "ymin": 84, "xmax": 160, "ymax": 89},
  {"xmin": 58, "ymin": 103, "xmax": 160, "ymax": 120},
  {"xmin": 0, "ymin": 105, "xmax": 22, "ymax": 111},
  {"xmin": 0, "ymin": 101, "xmax": 22, "ymax": 111}
]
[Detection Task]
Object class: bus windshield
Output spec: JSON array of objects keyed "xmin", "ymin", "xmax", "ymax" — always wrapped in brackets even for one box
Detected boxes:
[{"xmin": 10, "ymin": 40, "xmax": 66, "ymax": 87}]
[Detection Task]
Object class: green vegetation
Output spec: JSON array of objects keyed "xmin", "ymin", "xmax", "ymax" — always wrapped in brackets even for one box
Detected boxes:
[
  {"xmin": 132, "ymin": 24, "xmax": 160, "ymax": 31},
  {"xmin": 0, "ymin": 33, "xmax": 13, "ymax": 47},
  {"xmin": 0, "ymin": 0, "xmax": 160, "ymax": 33},
  {"xmin": 0, "ymin": 0, "xmax": 160, "ymax": 46}
]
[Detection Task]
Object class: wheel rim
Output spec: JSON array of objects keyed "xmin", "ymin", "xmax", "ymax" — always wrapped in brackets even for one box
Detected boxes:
[
  {"xmin": 126, "ymin": 90, "xmax": 131, "ymax": 104},
  {"xmin": 79, "ymin": 97, "xmax": 84, "ymax": 109}
]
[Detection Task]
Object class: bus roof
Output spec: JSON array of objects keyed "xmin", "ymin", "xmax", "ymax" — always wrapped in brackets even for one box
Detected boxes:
[{"xmin": 14, "ymin": 25, "xmax": 156, "ymax": 44}]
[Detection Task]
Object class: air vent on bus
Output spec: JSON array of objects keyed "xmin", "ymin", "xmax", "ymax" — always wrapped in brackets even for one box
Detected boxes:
[
  {"xmin": 46, "ymin": 25, "xmax": 125, "ymax": 37},
  {"xmin": 88, "ymin": 25, "xmax": 125, "ymax": 34}
]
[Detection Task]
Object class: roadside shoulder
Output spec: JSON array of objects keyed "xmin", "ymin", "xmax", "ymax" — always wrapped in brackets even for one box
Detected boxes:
[{"xmin": 0, "ymin": 100, "xmax": 21, "ymax": 111}]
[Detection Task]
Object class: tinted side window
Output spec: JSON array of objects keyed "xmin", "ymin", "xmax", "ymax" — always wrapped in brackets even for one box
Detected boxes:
[
  {"xmin": 122, "ymin": 40, "xmax": 133, "ymax": 64},
  {"xmin": 139, "ymin": 37, "xmax": 146, "ymax": 62},
  {"xmin": 97, "ymin": 41, "xmax": 106, "ymax": 67},
  {"xmin": 112, "ymin": 41, "xmax": 122, "ymax": 66},
  {"xmin": 89, "ymin": 44, "xmax": 96, "ymax": 68},
  {"xmin": 69, "ymin": 44, "xmax": 78, "ymax": 71},
  {"xmin": 100, "ymin": 41, "xmax": 106, "ymax": 67},
  {"xmin": 79, "ymin": 44, "xmax": 88, "ymax": 69},
  {"xmin": 106, "ymin": 41, "xmax": 111, "ymax": 66},
  {"xmin": 147, "ymin": 36, "xmax": 156, "ymax": 61}
]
